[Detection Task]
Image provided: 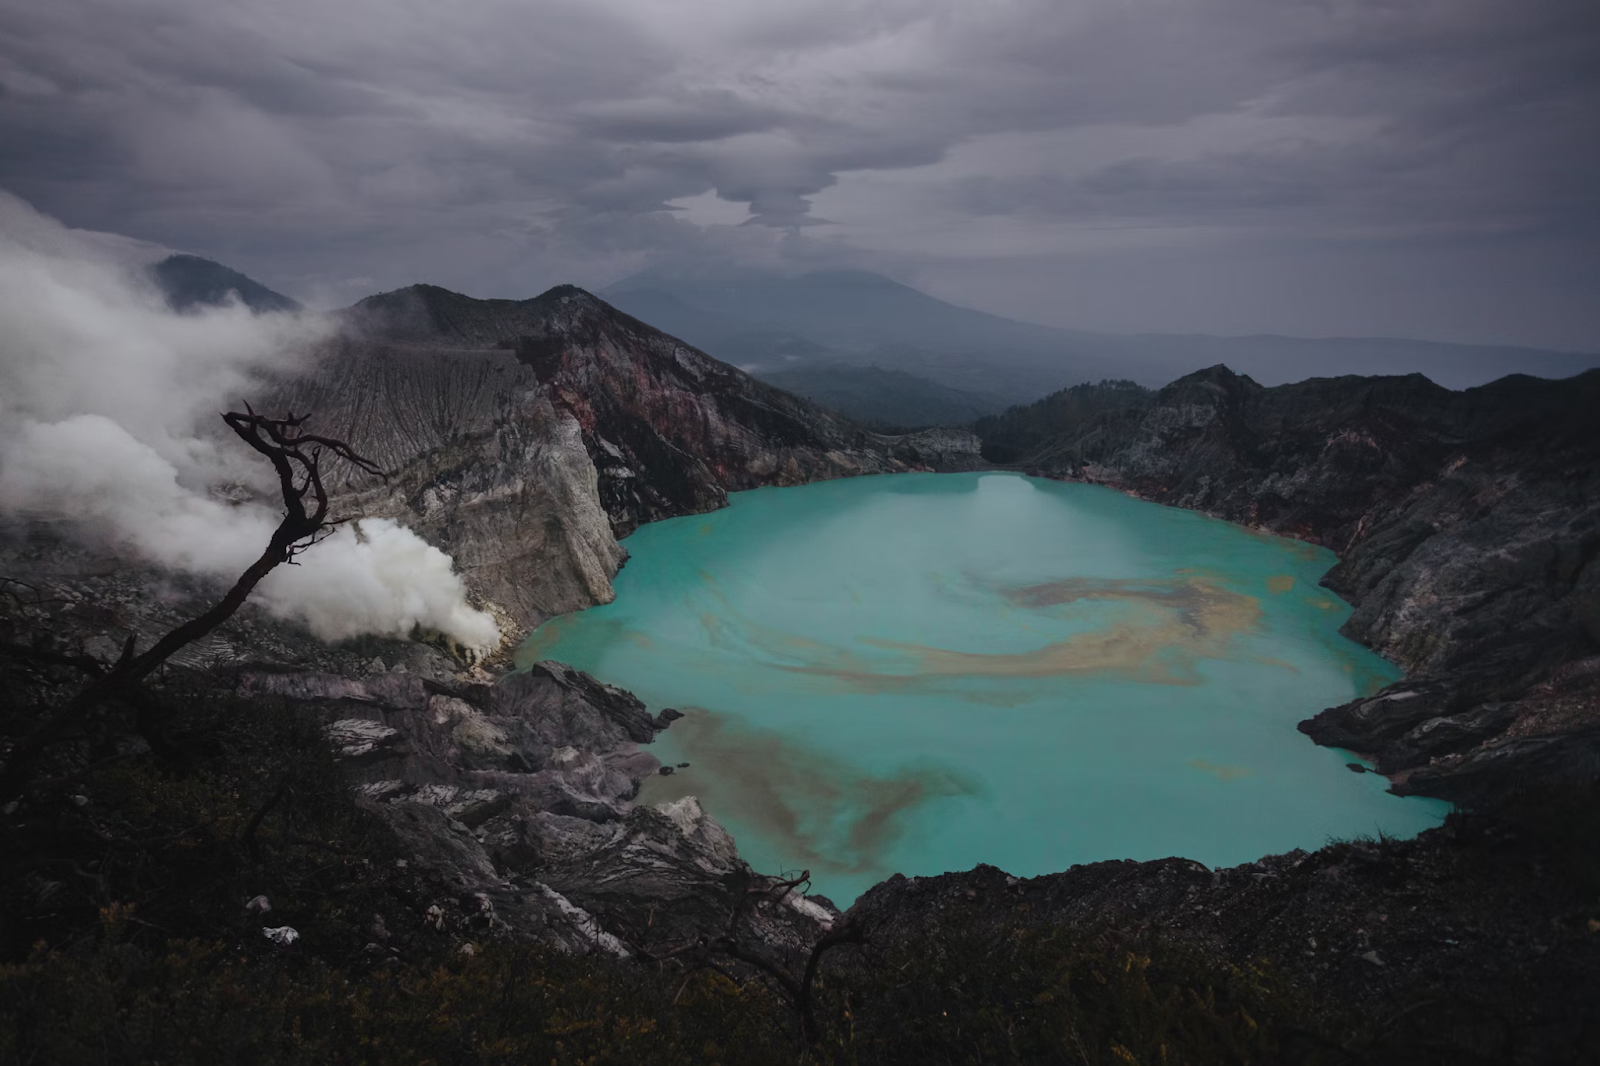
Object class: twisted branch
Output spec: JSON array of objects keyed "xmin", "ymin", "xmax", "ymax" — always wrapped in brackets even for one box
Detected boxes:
[
  {"xmin": 624, "ymin": 868, "xmax": 864, "ymax": 1044},
  {"xmin": 0, "ymin": 409, "xmax": 384, "ymax": 800}
]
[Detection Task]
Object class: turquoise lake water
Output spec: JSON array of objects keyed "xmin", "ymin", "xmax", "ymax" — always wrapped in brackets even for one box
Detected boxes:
[{"xmin": 519, "ymin": 472, "xmax": 1448, "ymax": 905}]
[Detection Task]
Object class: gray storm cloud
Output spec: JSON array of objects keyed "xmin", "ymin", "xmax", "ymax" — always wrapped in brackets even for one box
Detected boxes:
[
  {"xmin": 0, "ymin": 192, "xmax": 500, "ymax": 653},
  {"xmin": 0, "ymin": 0, "xmax": 1595, "ymax": 347}
]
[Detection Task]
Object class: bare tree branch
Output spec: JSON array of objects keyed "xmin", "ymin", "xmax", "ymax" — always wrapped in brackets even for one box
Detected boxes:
[
  {"xmin": 622, "ymin": 866, "xmax": 863, "ymax": 1045},
  {"xmin": 0, "ymin": 408, "xmax": 385, "ymax": 801}
]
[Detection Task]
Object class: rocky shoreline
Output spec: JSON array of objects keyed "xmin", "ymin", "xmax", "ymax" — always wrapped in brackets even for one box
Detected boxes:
[
  {"xmin": 989, "ymin": 365, "xmax": 1600, "ymax": 810},
  {"xmin": 1, "ymin": 564, "xmax": 841, "ymax": 963}
]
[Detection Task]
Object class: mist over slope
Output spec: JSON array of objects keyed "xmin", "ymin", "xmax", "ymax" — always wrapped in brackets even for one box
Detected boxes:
[
  {"xmin": 232, "ymin": 279, "xmax": 980, "ymax": 638},
  {"xmin": 150, "ymin": 254, "xmax": 303, "ymax": 315},
  {"xmin": 588, "ymin": 287, "xmax": 830, "ymax": 371},
  {"xmin": 607, "ymin": 267, "xmax": 1600, "ymax": 400},
  {"xmin": 0, "ymin": 195, "xmax": 498, "ymax": 653}
]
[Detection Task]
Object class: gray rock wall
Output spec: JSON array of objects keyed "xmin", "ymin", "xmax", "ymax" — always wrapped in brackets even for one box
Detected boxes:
[
  {"xmin": 991, "ymin": 365, "xmax": 1600, "ymax": 804},
  {"xmin": 266, "ymin": 284, "xmax": 983, "ymax": 644},
  {"xmin": 236, "ymin": 660, "xmax": 834, "ymax": 957},
  {"xmin": 266, "ymin": 342, "xmax": 626, "ymax": 633}
]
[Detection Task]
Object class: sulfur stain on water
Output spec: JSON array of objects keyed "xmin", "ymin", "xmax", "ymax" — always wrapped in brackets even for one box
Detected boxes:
[
  {"xmin": 640, "ymin": 709, "xmax": 979, "ymax": 879},
  {"xmin": 518, "ymin": 473, "xmax": 1448, "ymax": 904},
  {"xmin": 1190, "ymin": 759, "xmax": 1254, "ymax": 781}
]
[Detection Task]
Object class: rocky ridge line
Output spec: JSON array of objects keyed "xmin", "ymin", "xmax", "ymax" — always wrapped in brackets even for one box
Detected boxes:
[
  {"xmin": 267, "ymin": 283, "xmax": 982, "ymax": 638},
  {"xmin": 983, "ymin": 364, "xmax": 1600, "ymax": 806}
]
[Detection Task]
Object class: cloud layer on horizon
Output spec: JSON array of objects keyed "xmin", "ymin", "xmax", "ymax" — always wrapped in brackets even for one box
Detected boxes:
[{"xmin": 0, "ymin": 0, "xmax": 1596, "ymax": 347}]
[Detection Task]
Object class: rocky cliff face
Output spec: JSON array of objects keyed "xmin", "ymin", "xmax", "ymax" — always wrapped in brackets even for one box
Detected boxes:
[
  {"xmin": 983, "ymin": 365, "xmax": 1600, "ymax": 805},
  {"xmin": 270, "ymin": 284, "xmax": 981, "ymax": 636},
  {"xmin": 263, "ymin": 341, "xmax": 624, "ymax": 637},
  {"xmin": 236, "ymin": 661, "xmax": 834, "ymax": 957}
]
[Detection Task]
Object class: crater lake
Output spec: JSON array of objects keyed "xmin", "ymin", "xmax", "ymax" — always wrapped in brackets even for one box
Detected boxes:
[{"xmin": 519, "ymin": 472, "xmax": 1448, "ymax": 904}]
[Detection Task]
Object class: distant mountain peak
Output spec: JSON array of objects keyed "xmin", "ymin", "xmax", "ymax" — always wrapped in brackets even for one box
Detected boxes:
[
  {"xmin": 149, "ymin": 254, "xmax": 301, "ymax": 314},
  {"xmin": 609, "ymin": 263, "xmax": 917, "ymax": 296},
  {"xmin": 534, "ymin": 283, "xmax": 594, "ymax": 303},
  {"xmin": 604, "ymin": 262, "xmax": 1600, "ymax": 394},
  {"xmin": 342, "ymin": 282, "xmax": 681, "ymax": 354}
]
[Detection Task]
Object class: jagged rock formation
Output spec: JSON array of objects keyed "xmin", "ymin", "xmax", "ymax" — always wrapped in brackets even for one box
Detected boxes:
[
  {"xmin": 977, "ymin": 365, "xmax": 1600, "ymax": 805},
  {"xmin": 1, "ymin": 560, "xmax": 833, "ymax": 960},
  {"xmin": 237, "ymin": 662, "xmax": 834, "ymax": 956},
  {"xmin": 269, "ymin": 284, "xmax": 981, "ymax": 636},
  {"xmin": 264, "ymin": 341, "xmax": 625, "ymax": 636}
]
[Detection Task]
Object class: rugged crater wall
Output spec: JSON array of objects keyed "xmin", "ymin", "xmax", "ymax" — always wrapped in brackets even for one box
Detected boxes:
[
  {"xmin": 271, "ymin": 284, "xmax": 982, "ymax": 638},
  {"xmin": 265, "ymin": 343, "xmax": 624, "ymax": 633},
  {"xmin": 986, "ymin": 364, "xmax": 1600, "ymax": 804},
  {"xmin": 234, "ymin": 661, "xmax": 834, "ymax": 956}
]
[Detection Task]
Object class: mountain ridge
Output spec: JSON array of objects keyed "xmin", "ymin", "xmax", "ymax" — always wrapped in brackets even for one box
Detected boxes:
[
  {"xmin": 752, "ymin": 362, "xmax": 1012, "ymax": 430},
  {"xmin": 149, "ymin": 253, "xmax": 303, "ymax": 314},
  {"xmin": 607, "ymin": 265, "xmax": 1600, "ymax": 396},
  {"xmin": 973, "ymin": 363, "xmax": 1600, "ymax": 807},
  {"xmin": 261, "ymin": 280, "xmax": 983, "ymax": 635}
]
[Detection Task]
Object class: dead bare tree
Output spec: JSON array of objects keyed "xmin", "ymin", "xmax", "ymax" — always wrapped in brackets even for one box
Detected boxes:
[
  {"xmin": 0, "ymin": 407, "xmax": 384, "ymax": 801},
  {"xmin": 626, "ymin": 869, "xmax": 866, "ymax": 1045}
]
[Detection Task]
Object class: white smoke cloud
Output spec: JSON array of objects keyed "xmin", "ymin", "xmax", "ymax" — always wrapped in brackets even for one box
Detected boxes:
[{"xmin": 0, "ymin": 191, "xmax": 501, "ymax": 654}]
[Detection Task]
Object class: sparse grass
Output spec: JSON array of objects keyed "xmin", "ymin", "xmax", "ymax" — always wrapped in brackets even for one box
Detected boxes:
[
  {"xmin": 1, "ymin": 917, "xmax": 1356, "ymax": 1066},
  {"xmin": 0, "ymin": 938, "xmax": 800, "ymax": 1066},
  {"xmin": 811, "ymin": 922, "xmax": 1344, "ymax": 1066}
]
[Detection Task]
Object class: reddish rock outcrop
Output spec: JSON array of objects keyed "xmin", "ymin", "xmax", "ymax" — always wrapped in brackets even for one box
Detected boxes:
[{"xmin": 272, "ymin": 284, "xmax": 980, "ymax": 636}]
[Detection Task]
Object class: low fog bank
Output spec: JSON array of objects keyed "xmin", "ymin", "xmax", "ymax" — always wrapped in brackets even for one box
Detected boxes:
[{"xmin": 0, "ymin": 192, "xmax": 499, "ymax": 654}]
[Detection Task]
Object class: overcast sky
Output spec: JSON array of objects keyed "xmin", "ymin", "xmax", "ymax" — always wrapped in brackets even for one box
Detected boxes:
[{"xmin": 2, "ymin": 0, "xmax": 1596, "ymax": 348}]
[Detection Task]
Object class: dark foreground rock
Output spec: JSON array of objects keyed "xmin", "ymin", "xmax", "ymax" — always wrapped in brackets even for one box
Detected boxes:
[
  {"xmin": 840, "ymin": 805, "xmax": 1600, "ymax": 1063},
  {"xmin": 235, "ymin": 660, "xmax": 835, "ymax": 958},
  {"xmin": 0, "ymin": 564, "xmax": 834, "ymax": 965}
]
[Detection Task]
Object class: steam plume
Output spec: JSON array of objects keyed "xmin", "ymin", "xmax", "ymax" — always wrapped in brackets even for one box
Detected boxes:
[{"xmin": 0, "ymin": 191, "xmax": 500, "ymax": 653}]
